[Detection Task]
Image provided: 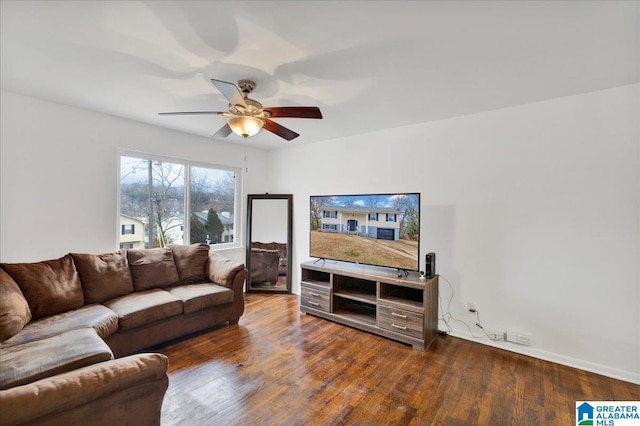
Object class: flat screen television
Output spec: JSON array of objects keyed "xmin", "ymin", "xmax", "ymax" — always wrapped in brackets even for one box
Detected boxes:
[{"xmin": 309, "ymin": 193, "xmax": 420, "ymax": 272}]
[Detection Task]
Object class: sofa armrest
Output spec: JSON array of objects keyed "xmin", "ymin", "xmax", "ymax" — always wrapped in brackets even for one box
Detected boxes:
[
  {"xmin": 206, "ymin": 252, "xmax": 246, "ymax": 289},
  {"xmin": 0, "ymin": 353, "xmax": 168, "ymax": 426},
  {"xmin": 226, "ymin": 267, "xmax": 247, "ymax": 324},
  {"xmin": 206, "ymin": 252, "xmax": 247, "ymax": 324},
  {"xmin": 227, "ymin": 267, "xmax": 247, "ymax": 293}
]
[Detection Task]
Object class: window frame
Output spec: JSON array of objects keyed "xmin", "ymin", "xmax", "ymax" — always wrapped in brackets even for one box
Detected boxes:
[
  {"xmin": 323, "ymin": 210, "xmax": 338, "ymax": 219},
  {"xmin": 117, "ymin": 150, "xmax": 242, "ymax": 251},
  {"xmin": 121, "ymin": 224, "xmax": 135, "ymax": 235},
  {"xmin": 322, "ymin": 223, "xmax": 338, "ymax": 231}
]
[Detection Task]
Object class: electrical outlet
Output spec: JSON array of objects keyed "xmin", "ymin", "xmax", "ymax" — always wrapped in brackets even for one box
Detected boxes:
[
  {"xmin": 487, "ymin": 330, "xmax": 505, "ymax": 341},
  {"xmin": 467, "ymin": 303, "xmax": 476, "ymax": 313},
  {"xmin": 506, "ymin": 331, "xmax": 532, "ymax": 346}
]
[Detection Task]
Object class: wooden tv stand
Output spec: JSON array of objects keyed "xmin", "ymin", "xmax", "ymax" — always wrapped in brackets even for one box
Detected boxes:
[{"xmin": 300, "ymin": 261, "xmax": 438, "ymax": 351}]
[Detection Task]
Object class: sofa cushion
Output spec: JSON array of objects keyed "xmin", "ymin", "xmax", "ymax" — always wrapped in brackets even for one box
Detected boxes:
[
  {"xmin": 127, "ymin": 248, "xmax": 180, "ymax": 291},
  {"xmin": 0, "ymin": 269, "xmax": 32, "ymax": 342},
  {"xmin": 0, "ymin": 328, "xmax": 113, "ymax": 390},
  {"xmin": 168, "ymin": 243, "xmax": 210, "ymax": 284},
  {"xmin": 103, "ymin": 289, "xmax": 183, "ymax": 330},
  {"xmin": 167, "ymin": 283, "xmax": 234, "ymax": 315},
  {"xmin": 1, "ymin": 254, "xmax": 84, "ymax": 319},
  {"xmin": 1, "ymin": 304, "xmax": 119, "ymax": 348},
  {"xmin": 206, "ymin": 252, "xmax": 245, "ymax": 288},
  {"xmin": 72, "ymin": 251, "xmax": 134, "ymax": 304}
]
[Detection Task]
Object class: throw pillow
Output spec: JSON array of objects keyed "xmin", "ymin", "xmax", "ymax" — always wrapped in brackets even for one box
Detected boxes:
[
  {"xmin": 127, "ymin": 247, "xmax": 180, "ymax": 291},
  {"xmin": 72, "ymin": 251, "xmax": 134, "ymax": 304},
  {"xmin": 168, "ymin": 243, "xmax": 210, "ymax": 284},
  {"xmin": 0, "ymin": 268, "xmax": 32, "ymax": 342},
  {"xmin": 1, "ymin": 254, "xmax": 84, "ymax": 319}
]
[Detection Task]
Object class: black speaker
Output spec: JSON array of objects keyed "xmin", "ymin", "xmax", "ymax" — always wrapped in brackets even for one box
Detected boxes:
[{"xmin": 425, "ymin": 253, "xmax": 436, "ymax": 278}]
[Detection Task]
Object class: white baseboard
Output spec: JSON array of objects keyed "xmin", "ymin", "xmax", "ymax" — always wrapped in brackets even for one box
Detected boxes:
[{"xmin": 447, "ymin": 329, "xmax": 640, "ymax": 385}]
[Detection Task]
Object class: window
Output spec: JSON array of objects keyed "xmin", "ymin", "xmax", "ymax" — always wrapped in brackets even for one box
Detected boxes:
[
  {"xmin": 119, "ymin": 153, "xmax": 239, "ymax": 249},
  {"xmin": 386, "ymin": 213, "xmax": 396, "ymax": 222},
  {"xmin": 121, "ymin": 224, "xmax": 135, "ymax": 235},
  {"xmin": 368, "ymin": 213, "xmax": 378, "ymax": 221},
  {"xmin": 189, "ymin": 166, "xmax": 237, "ymax": 245},
  {"xmin": 322, "ymin": 224, "xmax": 338, "ymax": 231},
  {"xmin": 323, "ymin": 210, "xmax": 337, "ymax": 219}
]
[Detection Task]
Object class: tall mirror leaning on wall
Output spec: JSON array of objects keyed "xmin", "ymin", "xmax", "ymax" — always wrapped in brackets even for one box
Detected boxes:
[{"xmin": 245, "ymin": 194, "xmax": 292, "ymax": 293}]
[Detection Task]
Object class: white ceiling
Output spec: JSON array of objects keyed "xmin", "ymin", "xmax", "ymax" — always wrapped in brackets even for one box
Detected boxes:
[{"xmin": 1, "ymin": 1, "xmax": 638, "ymax": 150}]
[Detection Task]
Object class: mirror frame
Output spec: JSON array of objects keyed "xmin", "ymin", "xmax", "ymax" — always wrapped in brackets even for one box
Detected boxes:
[{"xmin": 246, "ymin": 194, "xmax": 293, "ymax": 293}]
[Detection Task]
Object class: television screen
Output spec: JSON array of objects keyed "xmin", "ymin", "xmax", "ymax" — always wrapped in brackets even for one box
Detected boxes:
[{"xmin": 310, "ymin": 193, "xmax": 420, "ymax": 271}]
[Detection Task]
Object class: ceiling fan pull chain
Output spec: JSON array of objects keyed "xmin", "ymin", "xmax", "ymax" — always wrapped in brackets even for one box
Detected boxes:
[{"xmin": 243, "ymin": 138, "xmax": 249, "ymax": 173}]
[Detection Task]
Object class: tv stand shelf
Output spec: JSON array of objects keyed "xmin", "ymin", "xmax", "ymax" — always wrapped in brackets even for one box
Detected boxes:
[{"xmin": 300, "ymin": 261, "xmax": 438, "ymax": 351}]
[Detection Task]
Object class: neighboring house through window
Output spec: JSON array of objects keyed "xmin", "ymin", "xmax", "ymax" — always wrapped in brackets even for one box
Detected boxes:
[{"xmin": 119, "ymin": 215, "xmax": 145, "ymax": 249}]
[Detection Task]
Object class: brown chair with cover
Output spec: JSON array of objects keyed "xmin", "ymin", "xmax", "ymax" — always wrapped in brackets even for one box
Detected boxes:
[{"xmin": 250, "ymin": 248, "xmax": 279, "ymax": 285}]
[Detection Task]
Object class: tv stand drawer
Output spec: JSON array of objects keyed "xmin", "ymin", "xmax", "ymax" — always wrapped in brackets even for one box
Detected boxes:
[
  {"xmin": 301, "ymin": 285, "xmax": 331, "ymax": 312},
  {"xmin": 378, "ymin": 305, "xmax": 423, "ymax": 339}
]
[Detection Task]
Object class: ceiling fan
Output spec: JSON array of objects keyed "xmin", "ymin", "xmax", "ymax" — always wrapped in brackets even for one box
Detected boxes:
[{"xmin": 159, "ymin": 78, "xmax": 323, "ymax": 141}]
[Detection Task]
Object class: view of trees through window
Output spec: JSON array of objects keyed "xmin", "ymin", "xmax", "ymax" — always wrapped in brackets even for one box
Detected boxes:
[{"xmin": 119, "ymin": 155, "xmax": 237, "ymax": 249}]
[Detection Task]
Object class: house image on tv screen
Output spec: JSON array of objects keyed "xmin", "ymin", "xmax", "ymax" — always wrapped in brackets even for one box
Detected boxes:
[
  {"xmin": 310, "ymin": 193, "xmax": 420, "ymax": 270},
  {"xmin": 319, "ymin": 206, "xmax": 401, "ymax": 241}
]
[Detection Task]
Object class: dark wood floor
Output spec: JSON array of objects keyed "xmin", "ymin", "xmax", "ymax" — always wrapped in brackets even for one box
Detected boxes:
[{"xmin": 156, "ymin": 294, "xmax": 639, "ymax": 425}]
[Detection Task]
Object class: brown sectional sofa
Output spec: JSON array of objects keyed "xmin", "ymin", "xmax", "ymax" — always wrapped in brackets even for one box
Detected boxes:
[{"xmin": 0, "ymin": 243, "xmax": 247, "ymax": 426}]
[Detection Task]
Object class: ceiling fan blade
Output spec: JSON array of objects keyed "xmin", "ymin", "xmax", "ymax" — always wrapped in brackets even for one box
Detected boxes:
[
  {"xmin": 263, "ymin": 119, "xmax": 300, "ymax": 141},
  {"xmin": 264, "ymin": 106, "xmax": 323, "ymax": 119},
  {"xmin": 213, "ymin": 123, "xmax": 233, "ymax": 138},
  {"xmin": 210, "ymin": 78, "xmax": 247, "ymax": 109},
  {"xmin": 158, "ymin": 111, "xmax": 226, "ymax": 115}
]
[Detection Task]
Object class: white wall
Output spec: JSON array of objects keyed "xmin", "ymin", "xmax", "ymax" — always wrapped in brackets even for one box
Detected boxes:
[
  {"xmin": 0, "ymin": 90, "xmax": 269, "ymax": 264},
  {"xmin": 267, "ymin": 84, "xmax": 640, "ymax": 383}
]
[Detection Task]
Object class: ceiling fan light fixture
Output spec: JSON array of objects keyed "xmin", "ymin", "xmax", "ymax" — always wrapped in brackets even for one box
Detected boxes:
[
  {"xmin": 160, "ymin": 78, "xmax": 322, "ymax": 141},
  {"xmin": 228, "ymin": 115, "xmax": 264, "ymax": 138}
]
